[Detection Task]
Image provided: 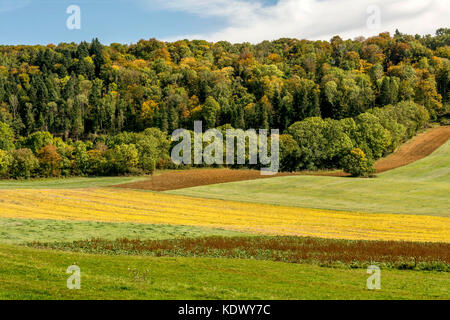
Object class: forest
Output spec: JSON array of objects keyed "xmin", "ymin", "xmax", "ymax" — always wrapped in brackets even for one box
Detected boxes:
[{"xmin": 0, "ymin": 28, "xmax": 448, "ymax": 178}]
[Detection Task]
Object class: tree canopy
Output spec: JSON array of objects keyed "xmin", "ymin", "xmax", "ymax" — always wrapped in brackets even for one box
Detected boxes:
[{"xmin": 0, "ymin": 30, "xmax": 448, "ymax": 178}]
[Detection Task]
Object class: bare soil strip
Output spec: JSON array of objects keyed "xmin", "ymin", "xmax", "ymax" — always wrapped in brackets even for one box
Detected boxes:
[
  {"xmin": 374, "ymin": 126, "xmax": 450, "ymax": 173},
  {"xmin": 117, "ymin": 169, "xmax": 293, "ymax": 191},
  {"xmin": 117, "ymin": 126, "xmax": 449, "ymax": 191}
]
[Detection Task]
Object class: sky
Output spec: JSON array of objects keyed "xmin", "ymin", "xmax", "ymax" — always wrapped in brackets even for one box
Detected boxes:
[{"xmin": 0, "ymin": 0, "xmax": 448, "ymax": 45}]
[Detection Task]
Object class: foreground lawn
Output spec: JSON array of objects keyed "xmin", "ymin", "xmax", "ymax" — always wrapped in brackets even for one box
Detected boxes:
[
  {"xmin": 0, "ymin": 244, "xmax": 448, "ymax": 300},
  {"xmin": 0, "ymin": 176, "xmax": 147, "ymax": 189},
  {"xmin": 0, "ymin": 218, "xmax": 249, "ymax": 244},
  {"xmin": 0, "ymin": 188, "xmax": 448, "ymax": 242},
  {"xmin": 169, "ymin": 142, "xmax": 450, "ymax": 217}
]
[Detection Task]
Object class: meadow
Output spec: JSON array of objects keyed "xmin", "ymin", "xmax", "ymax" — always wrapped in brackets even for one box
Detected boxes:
[
  {"xmin": 169, "ymin": 142, "xmax": 450, "ymax": 217},
  {"xmin": 0, "ymin": 218, "xmax": 249, "ymax": 244},
  {"xmin": 1, "ymin": 244, "xmax": 448, "ymax": 300}
]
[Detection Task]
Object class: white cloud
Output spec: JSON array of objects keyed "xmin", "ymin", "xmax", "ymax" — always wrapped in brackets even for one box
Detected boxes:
[{"xmin": 146, "ymin": 0, "xmax": 450, "ymax": 43}]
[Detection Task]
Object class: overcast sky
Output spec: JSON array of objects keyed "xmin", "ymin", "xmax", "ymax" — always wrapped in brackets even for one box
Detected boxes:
[{"xmin": 0, "ymin": 0, "xmax": 448, "ymax": 44}]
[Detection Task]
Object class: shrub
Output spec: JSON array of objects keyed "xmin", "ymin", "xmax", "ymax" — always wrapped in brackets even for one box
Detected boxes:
[
  {"xmin": 10, "ymin": 148, "xmax": 39, "ymax": 179},
  {"xmin": 54, "ymin": 138, "xmax": 74, "ymax": 177},
  {"xmin": 0, "ymin": 149, "xmax": 12, "ymax": 177},
  {"xmin": 87, "ymin": 149, "xmax": 107, "ymax": 176},
  {"xmin": 105, "ymin": 144, "xmax": 139, "ymax": 175},
  {"xmin": 72, "ymin": 141, "xmax": 89, "ymax": 175},
  {"xmin": 37, "ymin": 145, "xmax": 63, "ymax": 177},
  {"xmin": 341, "ymin": 148, "xmax": 375, "ymax": 177}
]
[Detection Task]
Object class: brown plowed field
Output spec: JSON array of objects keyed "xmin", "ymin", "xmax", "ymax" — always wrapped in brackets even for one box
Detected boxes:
[
  {"xmin": 117, "ymin": 126, "xmax": 449, "ymax": 191},
  {"xmin": 374, "ymin": 126, "xmax": 450, "ymax": 173},
  {"xmin": 117, "ymin": 169, "xmax": 294, "ymax": 191}
]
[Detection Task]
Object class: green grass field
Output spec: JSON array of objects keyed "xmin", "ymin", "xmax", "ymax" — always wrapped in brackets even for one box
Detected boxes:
[
  {"xmin": 168, "ymin": 141, "xmax": 450, "ymax": 217},
  {"xmin": 0, "ymin": 176, "xmax": 147, "ymax": 189},
  {"xmin": 1, "ymin": 244, "xmax": 448, "ymax": 300},
  {"xmin": 0, "ymin": 218, "xmax": 250, "ymax": 244}
]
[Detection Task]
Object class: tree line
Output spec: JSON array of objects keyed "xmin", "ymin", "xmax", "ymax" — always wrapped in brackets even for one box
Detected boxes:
[{"xmin": 0, "ymin": 99, "xmax": 430, "ymax": 178}]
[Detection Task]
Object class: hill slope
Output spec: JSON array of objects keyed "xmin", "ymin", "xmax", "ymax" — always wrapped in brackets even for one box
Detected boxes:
[
  {"xmin": 168, "ymin": 141, "xmax": 450, "ymax": 216},
  {"xmin": 381, "ymin": 138, "xmax": 450, "ymax": 182},
  {"xmin": 375, "ymin": 126, "xmax": 450, "ymax": 173}
]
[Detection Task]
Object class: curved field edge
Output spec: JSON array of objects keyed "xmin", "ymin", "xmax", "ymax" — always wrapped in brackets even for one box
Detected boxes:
[
  {"xmin": 374, "ymin": 126, "xmax": 450, "ymax": 173},
  {"xmin": 168, "ymin": 141, "xmax": 450, "ymax": 217},
  {"xmin": 115, "ymin": 126, "xmax": 450, "ymax": 191},
  {"xmin": 0, "ymin": 188, "xmax": 448, "ymax": 243},
  {"xmin": 380, "ymin": 138, "xmax": 450, "ymax": 182},
  {"xmin": 0, "ymin": 244, "xmax": 448, "ymax": 300}
]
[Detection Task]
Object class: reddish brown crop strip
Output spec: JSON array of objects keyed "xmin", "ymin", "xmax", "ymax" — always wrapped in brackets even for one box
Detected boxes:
[
  {"xmin": 30, "ymin": 236, "xmax": 450, "ymax": 271},
  {"xmin": 115, "ymin": 168, "xmax": 294, "ymax": 191}
]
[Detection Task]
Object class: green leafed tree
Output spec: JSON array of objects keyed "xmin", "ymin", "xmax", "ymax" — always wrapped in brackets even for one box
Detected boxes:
[
  {"xmin": 10, "ymin": 148, "xmax": 39, "ymax": 179},
  {"xmin": 105, "ymin": 144, "xmax": 139, "ymax": 175},
  {"xmin": 0, "ymin": 149, "xmax": 12, "ymax": 177},
  {"xmin": 0, "ymin": 121, "xmax": 14, "ymax": 151}
]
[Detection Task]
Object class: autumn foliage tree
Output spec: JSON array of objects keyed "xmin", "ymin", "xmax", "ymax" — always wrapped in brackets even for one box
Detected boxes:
[
  {"xmin": 341, "ymin": 148, "xmax": 375, "ymax": 177},
  {"xmin": 37, "ymin": 145, "xmax": 62, "ymax": 177}
]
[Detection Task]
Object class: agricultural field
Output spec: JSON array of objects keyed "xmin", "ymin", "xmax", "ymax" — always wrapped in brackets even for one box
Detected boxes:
[
  {"xmin": 0, "ymin": 128, "xmax": 449, "ymax": 300},
  {"xmin": 0, "ymin": 218, "xmax": 250, "ymax": 244},
  {"xmin": 0, "ymin": 188, "xmax": 448, "ymax": 242},
  {"xmin": 168, "ymin": 141, "xmax": 450, "ymax": 217}
]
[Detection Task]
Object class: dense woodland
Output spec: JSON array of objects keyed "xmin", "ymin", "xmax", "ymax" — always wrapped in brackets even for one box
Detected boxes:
[{"xmin": 0, "ymin": 29, "xmax": 449, "ymax": 178}]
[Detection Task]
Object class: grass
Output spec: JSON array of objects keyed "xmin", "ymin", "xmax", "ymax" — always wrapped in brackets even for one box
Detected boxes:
[
  {"xmin": 0, "ymin": 218, "xmax": 250, "ymax": 244},
  {"xmin": 0, "ymin": 188, "xmax": 448, "ymax": 242},
  {"xmin": 0, "ymin": 244, "xmax": 448, "ymax": 300},
  {"xmin": 168, "ymin": 142, "xmax": 450, "ymax": 217},
  {"xmin": 0, "ymin": 176, "xmax": 147, "ymax": 189},
  {"xmin": 381, "ymin": 140, "xmax": 450, "ymax": 182},
  {"xmin": 28, "ymin": 237, "xmax": 450, "ymax": 271}
]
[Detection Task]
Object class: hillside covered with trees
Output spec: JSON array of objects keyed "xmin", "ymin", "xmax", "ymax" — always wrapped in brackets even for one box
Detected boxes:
[{"xmin": 0, "ymin": 29, "xmax": 449, "ymax": 178}]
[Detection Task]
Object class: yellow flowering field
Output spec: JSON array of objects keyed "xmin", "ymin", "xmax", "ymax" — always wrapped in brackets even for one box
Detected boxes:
[{"xmin": 0, "ymin": 188, "xmax": 448, "ymax": 242}]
